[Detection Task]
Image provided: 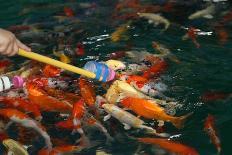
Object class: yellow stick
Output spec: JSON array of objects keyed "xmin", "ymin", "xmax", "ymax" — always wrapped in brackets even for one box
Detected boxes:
[{"xmin": 18, "ymin": 49, "xmax": 96, "ymax": 79}]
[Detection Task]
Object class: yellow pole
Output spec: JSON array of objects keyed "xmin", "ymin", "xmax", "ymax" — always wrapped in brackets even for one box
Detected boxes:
[{"xmin": 18, "ymin": 49, "xmax": 96, "ymax": 79}]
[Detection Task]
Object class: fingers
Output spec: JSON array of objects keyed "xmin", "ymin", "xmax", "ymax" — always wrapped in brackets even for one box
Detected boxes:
[
  {"xmin": 8, "ymin": 43, "xmax": 18, "ymax": 57},
  {"xmin": 16, "ymin": 39, "xmax": 31, "ymax": 52}
]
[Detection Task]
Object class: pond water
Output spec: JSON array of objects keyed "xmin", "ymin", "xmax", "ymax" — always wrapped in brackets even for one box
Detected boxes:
[{"xmin": 0, "ymin": 0, "xmax": 231, "ymax": 155}]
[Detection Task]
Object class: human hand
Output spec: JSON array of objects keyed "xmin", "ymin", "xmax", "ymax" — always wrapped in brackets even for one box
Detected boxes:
[{"xmin": 0, "ymin": 28, "xmax": 31, "ymax": 56}]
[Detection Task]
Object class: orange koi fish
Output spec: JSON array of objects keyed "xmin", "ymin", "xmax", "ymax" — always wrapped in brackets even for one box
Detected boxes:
[
  {"xmin": 201, "ymin": 91, "xmax": 231, "ymax": 102},
  {"xmin": 216, "ymin": 28, "xmax": 229, "ymax": 45},
  {"xmin": 56, "ymin": 118, "xmax": 80, "ymax": 130},
  {"xmin": 26, "ymin": 82, "xmax": 72, "ymax": 113},
  {"xmin": 38, "ymin": 145, "xmax": 84, "ymax": 155},
  {"xmin": 0, "ymin": 97, "xmax": 42, "ymax": 121},
  {"xmin": 183, "ymin": 27, "xmax": 200, "ymax": 48},
  {"xmin": 142, "ymin": 58, "xmax": 167, "ymax": 79},
  {"xmin": 43, "ymin": 65, "xmax": 61, "ymax": 78},
  {"xmin": 79, "ymin": 77, "xmax": 96, "ymax": 107},
  {"xmin": 138, "ymin": 138, "xmax": 199, "ymax": 155},
  {"xmin": 64, "ymin": 7, "xmax": 75, "ymax": 17},
  {"xmin": 111, "ymin": 21, "xmax": 131, "ymax": 42},
  {"xmin": 204, "ymin": 114, "xmax": 221, "ymax": 154},
  {"xmin": 76, "ymin": 43, "xmax": 85, "ymax": 56},
  {"xmin": 0, "ymin": 108, "xmax": 52, "ymax": 150},
  {"xmin": 121, "ymin": 97, "xmax": 191, "ymax": 128},
  {"xmin": 44, "ymin": 87, "xmax": 80, "ymax": 104}
]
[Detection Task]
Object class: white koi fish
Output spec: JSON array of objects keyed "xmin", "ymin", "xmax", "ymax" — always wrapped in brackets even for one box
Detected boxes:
[
  {"xmin": 102, "ymin": 104, "xmax": 169, "ymax": 137},
  {"xmin": 137, "ymin": 13, "xmax": 170, "ymax": 30},
  {"xmin": 188, "ymin": 4, "xmax": 215, "ymax": 20}
]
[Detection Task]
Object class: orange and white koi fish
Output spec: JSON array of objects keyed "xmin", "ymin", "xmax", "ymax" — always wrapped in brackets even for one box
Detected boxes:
[
  {"xmin": 182, "ymin": 27, "xmax": 200, "ymax": 48},
  {"xmin": 0, "ymin": 108, "xmax": 52, "ymax": 150},
  {"xmin": 105, "ymin": 80, "xmax": 149, "ymax": 104},
  {"xmin": 121, "ymin": 97, "xmax": 191, "ymax": 129},
  {"xmin": 38, "ymin": 145, "xmax": 84, "ymax": 155},
  {"xmin": 72, "ymin": 99, "xmax": 85, "ymax": 134},
  {"xmin": 0, "ymin": 97, "xmax": 42, "ymax": 121},
  {"xmin": 26, "ymin": 82, "xmax": 72, "ymax": 113},
  {"xmin": 28, "ymin": 77, "xmax": 69, "ymax": 89},
  {"xmin": 102, "ymin": 104, "xmax": 169, "ymax": 137},
  {"xmin": 204, "ymin": 114, "xmax": 221, "ymax": 154},
  {"xmin": 120, "ymin": 74, "xmax": 170, "ymax": 99},
  {"xmin": 138, "ymin": 138, "xmax": 199, "ymax": 155}
]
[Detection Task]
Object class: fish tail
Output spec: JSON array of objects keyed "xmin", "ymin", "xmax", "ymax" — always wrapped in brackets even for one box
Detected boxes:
[{"xmin": 172, "ymin": 112, "xmax": 193, "ymax": 129}]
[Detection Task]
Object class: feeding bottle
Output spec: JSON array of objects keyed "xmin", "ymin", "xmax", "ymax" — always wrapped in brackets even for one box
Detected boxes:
[{"xmin": 0, "ymin": 76, "xmax": 24, "ymax": 92}]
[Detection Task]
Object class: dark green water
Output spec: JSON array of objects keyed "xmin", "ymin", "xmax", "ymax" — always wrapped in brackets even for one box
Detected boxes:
[{"xmin": 0, "ymin": 0, "xmax": 232, "ymax": 155}]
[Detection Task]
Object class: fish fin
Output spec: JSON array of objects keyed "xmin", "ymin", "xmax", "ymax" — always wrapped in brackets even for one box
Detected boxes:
[
  {"xmin": 203, "ymin": 14, "xmax": 213, "ymax": 19},
  {"xmin": 172, "ymin": 112, "xmax": 193, "ymax": 129},
  {"xmin": 103, "ymin": 114, "xmax": 111, "ymax": 121},
  {"xmin": 123, "ymin": 123, "xmax": 131, "ymax": 130}
]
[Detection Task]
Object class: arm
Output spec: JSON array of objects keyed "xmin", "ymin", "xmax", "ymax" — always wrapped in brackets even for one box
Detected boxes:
[{"xmin": 0, "ymin": 28, "xmax": 31, "ymax": 56}]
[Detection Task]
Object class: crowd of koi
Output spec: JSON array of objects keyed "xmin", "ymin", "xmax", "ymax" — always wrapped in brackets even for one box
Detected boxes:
[{"xmin": 0, "ymin": 0, "xmax": 231, "ymax": 154}]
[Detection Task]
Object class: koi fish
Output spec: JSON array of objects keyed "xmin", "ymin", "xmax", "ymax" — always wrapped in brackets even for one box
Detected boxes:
[
  {"xmin": 121, "ymin": 97, "xmax": 191, "ymax": 129},
  {"xmin": 28, "ymin": 77, "xmax": 69, "ymax": 89},
  {"xmin": 0, "ymin": 97, "xmax": 42, "ymax": 121},
  {"xmin": 79, "ymin": 77, "xmax": 96, "ymax": 107},
  {"xmin": 204, "ymin": 114, "xmax": 221, "ymax": 154},
  {"xmin": 120, "ymin": 75, "xmax": 170, "ymax": 99},
  {"xmin": 0, "ymin": 109, "xmax": 52, "ymax": 150},
  {"xmin": 3, "ymin": 139, "xmax": 29, "ymax": 155},
  {"xmin": 182, "ymin": 27, "xmax": 200, "ymax": 48},
  {"xmin": 201, "ymin": 91, "xmax": 231, "ymax": 102},
  {"xmin": 111, "ymin": 21, "xmax": 131, "ymax": 42},
  {"xmin": 188, "ymin": 4, "xmax": 215, "ymax": 20},
  {"xmin": 64, "ymin": 7, "xmax": 75, "ymax": 17},
  {"xmin": 38, "ymin": 145, "xmax": 85, "ymax": 155},
  {"xmin": 26, "ymin": 82, "xmax": 72, "ymax": 113},
  {"xmin": 53, "ymin": 51, "xmax": 71, "ymax": 64},
  {"xmin": 44, "ymin": 87, "xmax": 80, "ymax": 104},
  {"xmin": 137, "ymin": 13, "xmax": 170, "ymax": 31},
  {"xmin": 152, "ymin": 42, "xmax": 180, "ymax": 63},
  {"xmin": 105, "ymin": 80, "xmax": 149, "ymax": 104},
  {"xmin": 216, "ymin": 28, "xmax": 229, "ymax": 45},
  {"xmin": 107, "ymin": 51, "xmax": 126, "ymax": 59},
  {"xmin": 105, "ymin": 60, "xmax": 126, "ymax": 71},
  {"xmin": 138, "ymin": 138, "xmax": 199, "ymax": 155},
  {"xmin": 76, "ymin": 43, "xmax": 85, "ymax": 56},
  {"xmin": 142, "ymin": 58, "xmax": 168, "ymax": 79},
  {"xmin": 102, "ymin": 104, "xmax": 169, "ymax": 137},
  {"xmin": 43, "ymin": 65, "xmax": 61, "ymax": 78}
]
